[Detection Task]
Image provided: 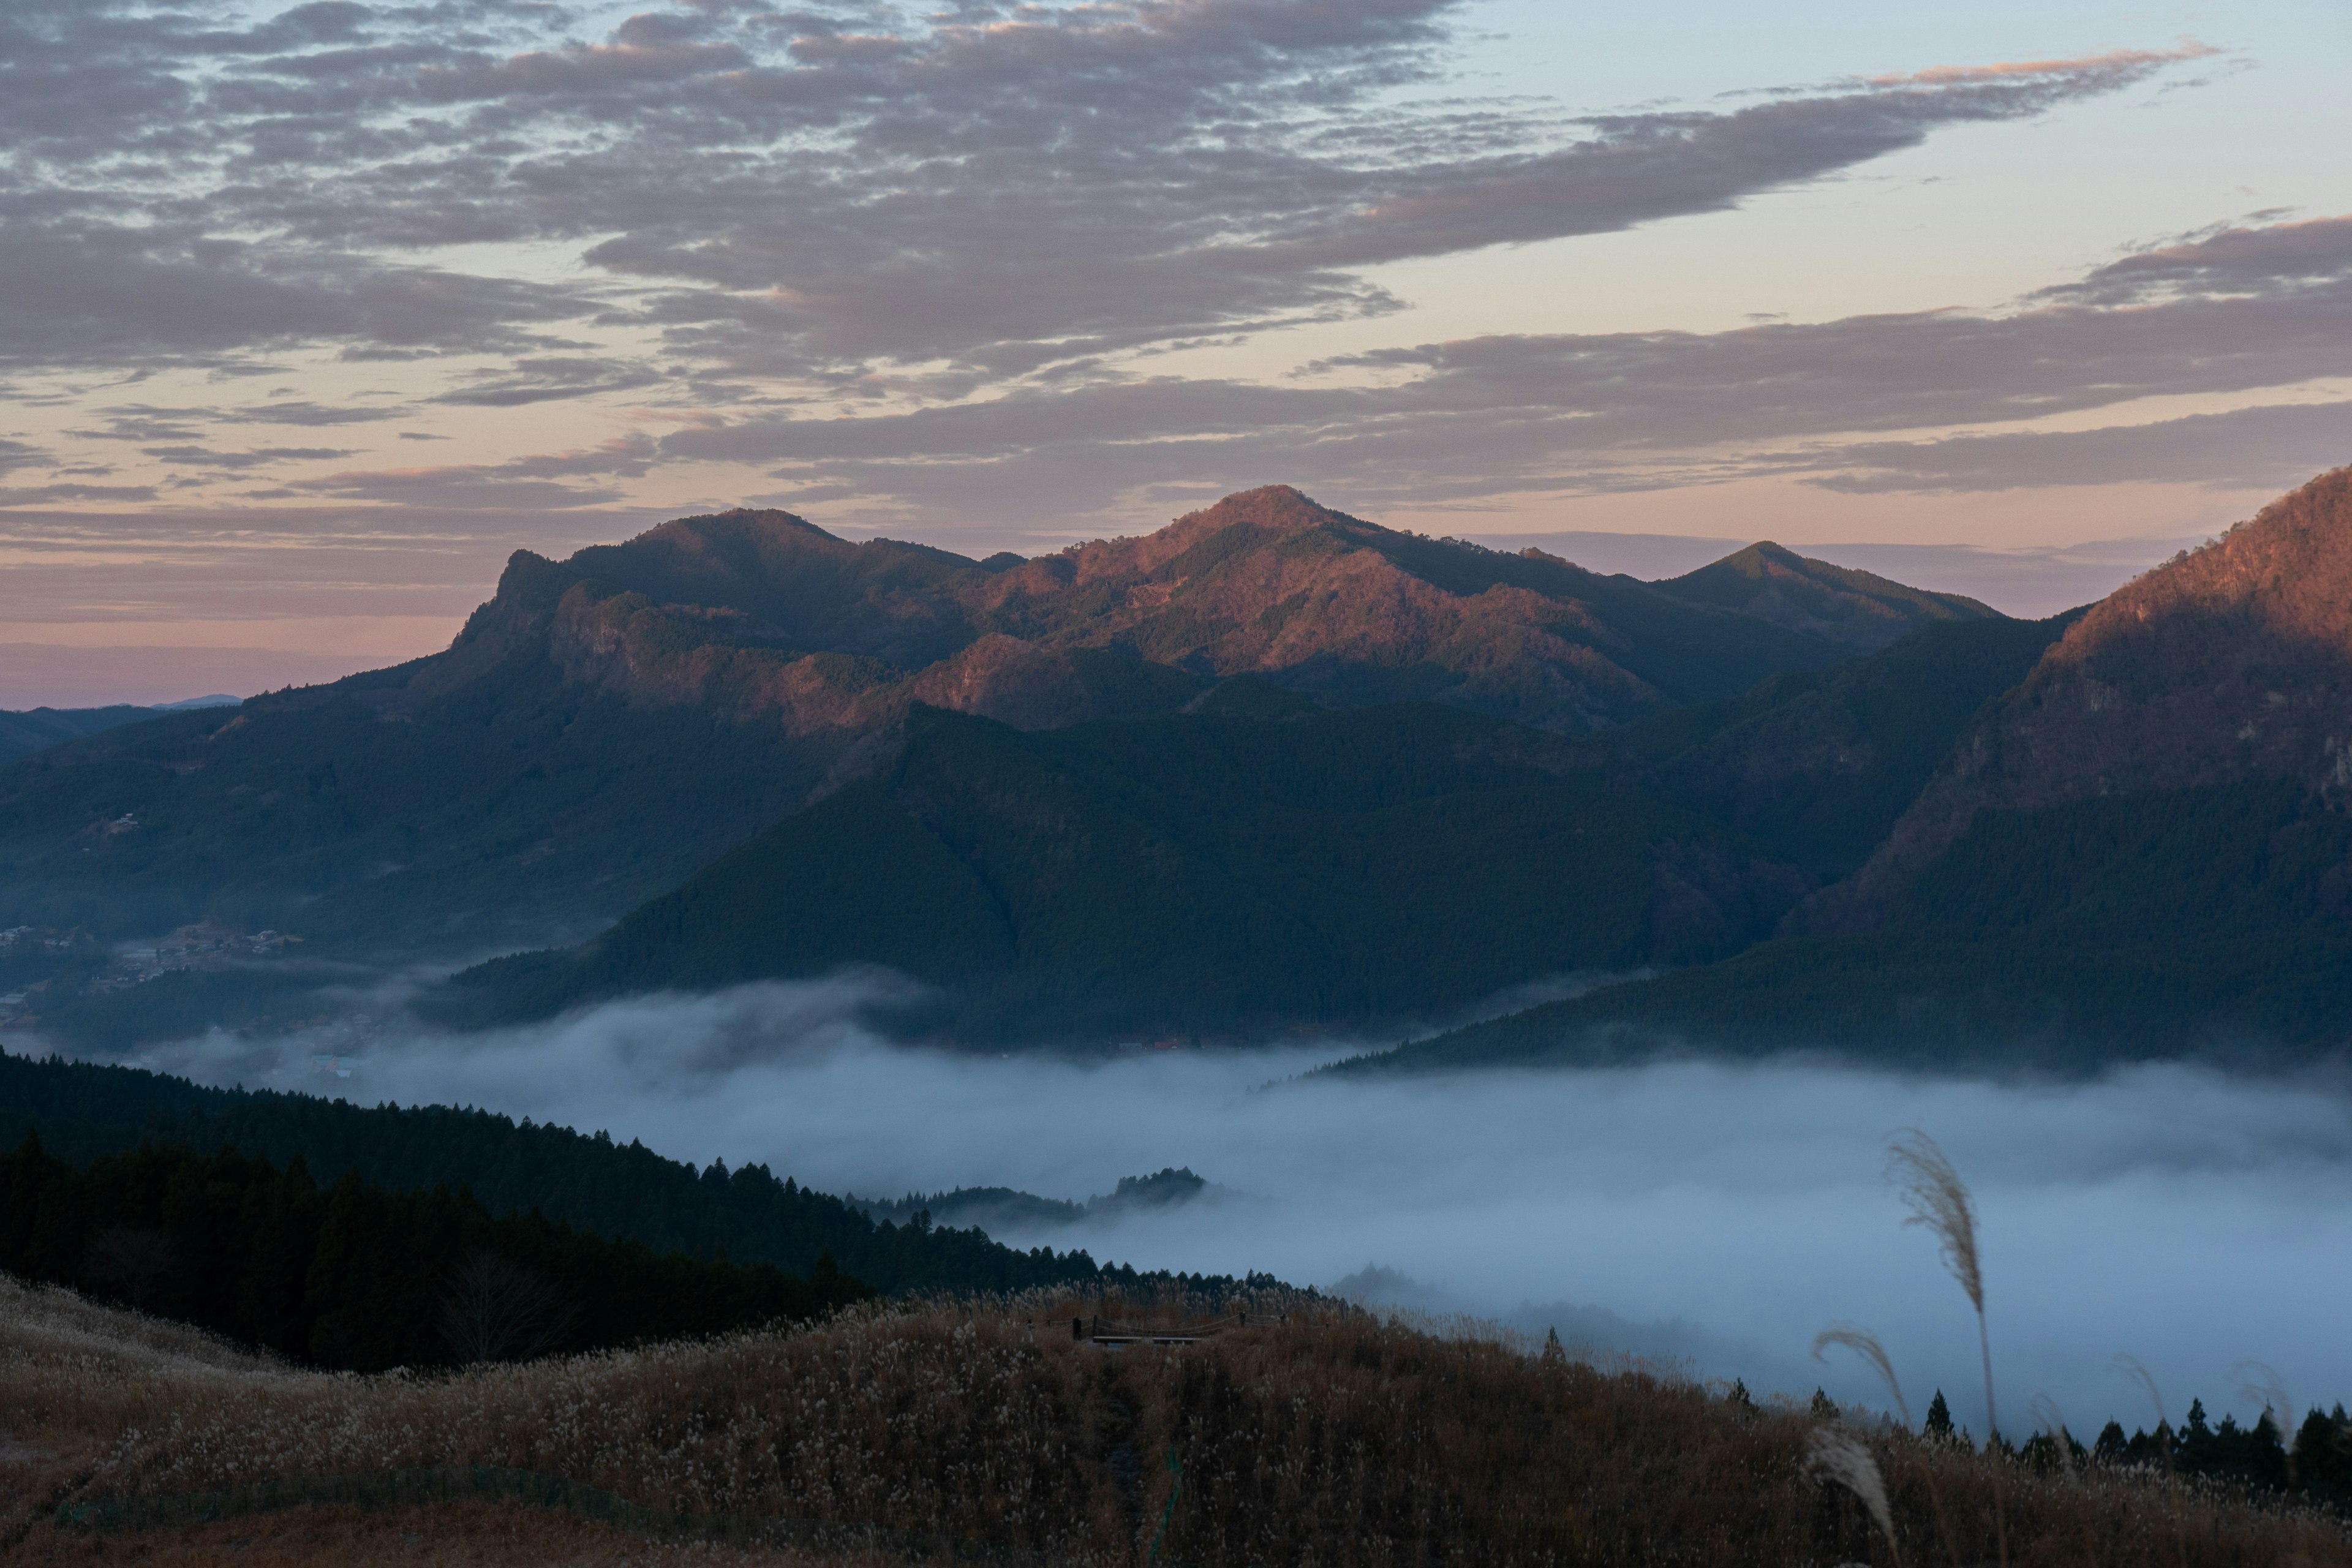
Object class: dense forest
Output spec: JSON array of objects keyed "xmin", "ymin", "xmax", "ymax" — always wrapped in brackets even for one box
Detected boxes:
[
  {"xmin": 1, "ymin": 1131, "xmax": 869, "ymax": 1371},
  {"xmin": 0, "ymin": 704, "xmax": 166, "ymax": 767},
  {"xmin": 0, "ymin": 1049, "xmax": 1265, "ymax": 1296},
  {"xmin": 1904, "ymin": 1385, "xmax": 2352, "ymax": 1513},
  {"xmin": 448, "ymin": 693, "xmax": 1807, "ymax": 1039},
  {"xmin": 1354, "ymin": 774, "xmax": 2352, "ymax": 1072}
]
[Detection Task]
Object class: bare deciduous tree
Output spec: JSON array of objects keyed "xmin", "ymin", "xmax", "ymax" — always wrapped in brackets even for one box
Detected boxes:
[{"xmin": 435, "ymin": 1250, "xmax": 576, "ymax": 1366}]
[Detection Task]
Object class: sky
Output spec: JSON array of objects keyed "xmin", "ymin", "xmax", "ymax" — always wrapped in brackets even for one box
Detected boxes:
[
  {"xmin": 111, "ymin": 978, "xmax": 2352, "ymax": 1436},
  {"xmin": 3, "ymin": 0, "xmax": 2351, "ymax": 703}
]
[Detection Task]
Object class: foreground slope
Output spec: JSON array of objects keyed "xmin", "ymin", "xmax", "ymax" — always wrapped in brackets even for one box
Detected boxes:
[
  {"xmin": 8, "ymin": 1280, "xmax": 2345, "ymax": 1567},
  {"xmin": 1363, "ymin": 464, "xmax": 2352, "ymax": 1068}
]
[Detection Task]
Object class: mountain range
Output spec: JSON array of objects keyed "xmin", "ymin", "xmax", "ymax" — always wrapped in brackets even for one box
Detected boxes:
[
  {"xmin": 0, "ymin": 487, "xmax": 1978, "ymax": 971},
  {"xmin": 1348, "ymin": 464, "xmax": 2352, "ymax": 1069},
  {"xmin": 9, "ymin": 470, "xmax": 2351, "ymax": 1062}
]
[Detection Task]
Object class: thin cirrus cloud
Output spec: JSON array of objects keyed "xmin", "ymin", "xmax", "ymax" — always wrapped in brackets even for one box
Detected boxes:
[{"xmin": 291, "ymin": 432, "xmax": 662, "ymax": 508}]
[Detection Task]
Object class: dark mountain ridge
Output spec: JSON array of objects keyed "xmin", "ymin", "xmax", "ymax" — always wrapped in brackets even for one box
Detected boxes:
[
  {"xmin": 0, "ymin": 486, "xmax": 1979, "ymax": 1049},
  {"xmin": 0, "ymin": 704, "xmax": 180, "ymax": 767},
  {"xmin": 1346, "ymin": 464, "xmax": 2352, "ymax": 1071},
  {"xmin": 441, "ymin": 693, "xmax": 1817, "ymax": 1042},
  {"xmin": 1809, "ymin": 464, "xmax": 2352, "ymax": 932}
]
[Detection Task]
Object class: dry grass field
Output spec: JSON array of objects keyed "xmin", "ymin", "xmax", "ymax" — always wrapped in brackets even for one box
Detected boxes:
[{"xmin": 2, "ymin": 1273, "xmax": 2345, "ymax": 1567}]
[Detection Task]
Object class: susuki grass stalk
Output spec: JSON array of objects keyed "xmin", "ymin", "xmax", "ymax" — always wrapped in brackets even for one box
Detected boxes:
[
  {"xmin": 1816, "ymin": 1324, "xmax": 1956, "ymax": 1567},
  {"xmin": 2233, "ymin": 1360, "xmax": 2297, "ymax": 1488},
  {"xmin": 1806, "ymin": 1425, "xmax": 1904, "ymax": 1567},
  {"xmin": 1888, "ymin": 1128, "xmax": 2006, "ymax": 1568},
  {"xmin": 2115, "ymin": 1353, "xmax": 2187, "ymax": 1568}
]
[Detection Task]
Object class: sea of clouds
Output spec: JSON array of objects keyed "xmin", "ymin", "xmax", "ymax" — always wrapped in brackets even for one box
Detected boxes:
[{"xmin": 99, "ymin": 974, "xmax": 2352, "ymax": 1440}]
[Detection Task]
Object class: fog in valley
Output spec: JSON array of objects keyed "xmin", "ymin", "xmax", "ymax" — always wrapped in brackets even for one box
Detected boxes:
[{"xmin": 95, "ymin": 974, "xmax": 2352, "ymax": 1439}]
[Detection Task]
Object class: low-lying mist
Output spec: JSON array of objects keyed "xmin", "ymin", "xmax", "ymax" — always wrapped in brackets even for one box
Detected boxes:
[{"xmin": 85, "ymin": 974, "xmax": 2352, "ymax": 1440}]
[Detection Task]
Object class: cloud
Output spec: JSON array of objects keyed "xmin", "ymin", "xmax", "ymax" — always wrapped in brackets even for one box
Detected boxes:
[
  {"xmin": 140, "ymin": 443, "xmax": 360, "ymax": 471},
  {"xmin": 0, "ymin": 1, "xmax": 2209, "ymax": 383},
  {"xmin": 89, "ymin": 976, "xmax": 2352, "ymax": 1434},
  {"xmin": 2038, "ymin": 214, "xmax": 2352, "ymax": 307},
  {"xmin": 0, "ymin": 227, "xmax": 595, "ymax": 371},
  {"xmin": 1806, "ymin": 400, "xmax": 2352, "ymax": 495},
  {"xmin": 428, "ymin": 358, "xmax": 666, "ymax": 407},
  {"xmin": 0, "ymin": 481, "xmax": 159, "ymax": 507},
  {"xmin": 294, "ymin": 431, "xmax": 662, "ymax": 505},
  {"xmin": 644, "ymin": 212, "xmax": 2352, "ymax": 521}
]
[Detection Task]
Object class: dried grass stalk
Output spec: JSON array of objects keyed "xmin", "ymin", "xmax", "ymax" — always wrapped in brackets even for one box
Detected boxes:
[
  {"xmin": 1806, "ymin": 1425, "xmax": 1904, "ymax": 1567},
  {"xmin": 1887, "ymin": 1128, "xmax": 2005, "ymax": 1567}
]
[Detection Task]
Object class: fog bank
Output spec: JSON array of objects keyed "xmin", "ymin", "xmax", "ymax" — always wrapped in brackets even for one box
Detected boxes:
[{"xmin": 99, "ymin": 978, "xmax": 2352, "ymax": 1438}]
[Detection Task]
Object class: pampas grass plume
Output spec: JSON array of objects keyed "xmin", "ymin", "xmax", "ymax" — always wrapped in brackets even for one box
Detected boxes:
[{"xmin": 1806, "ymin": 1425, "xmax": 1903, "ymax": 1567}]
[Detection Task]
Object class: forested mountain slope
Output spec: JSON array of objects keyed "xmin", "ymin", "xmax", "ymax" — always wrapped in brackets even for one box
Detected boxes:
[
  {"xmin": 0, "ymin": 487, "xmax": 1950, "ymax": 971},
  {"xmin": 0, "ymin": 1049, "xmax": 1186, "ymax": 1296},
  {"xmin": 446, "ymin": 692, "xmax": 1813, "ymax": 1041},
  {"xmin": 1811, "ymin": 462, "xmax": 2352, "ymax": 931},
  {"xmin": 1652, "ymin": 540, "xmax": 1998, "ymax": 651},
  {"xmin": 0, "ymin": 705, "xmax": 167, "ymax": 767},
  {"xmin": 449, "ymin": 609, "xmax": 2068, "ymax": 1042},
  {"xmin": 1346, "ymin": 466, "xmax": 2352, "ymax": 1070},
  {"xmin": 1570, "ymin": 610, "xmax": 2081, "ymax": 880}
]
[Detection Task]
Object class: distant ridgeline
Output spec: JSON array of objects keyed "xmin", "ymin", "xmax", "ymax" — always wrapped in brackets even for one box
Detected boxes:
[
  {"xmin": 0, "ymin": 1050, "xmax": 1281, "ymax": 1302},
  {"xmin": 856, "ymin": 1167, "xmax": 1221, "ymax": 1235}
]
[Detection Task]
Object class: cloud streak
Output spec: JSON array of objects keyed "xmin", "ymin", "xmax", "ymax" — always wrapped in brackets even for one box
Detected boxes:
[{"xmin": 646, "ymin": 209, "xmax": 2352, "ymax": 519}]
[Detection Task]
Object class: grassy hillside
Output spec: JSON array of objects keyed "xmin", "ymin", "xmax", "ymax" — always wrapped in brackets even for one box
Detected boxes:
[
  {"xmin": 9, "ymin": 1280, "xmax": 2347, "ymax": 1566},
  {"xmin": 451, "ymin": 693, "xmax": 1815, "ymax": 1040},
  {"xmin": 1348, "ymin": 776, "xmax": 2352, "ymax": 1071}
]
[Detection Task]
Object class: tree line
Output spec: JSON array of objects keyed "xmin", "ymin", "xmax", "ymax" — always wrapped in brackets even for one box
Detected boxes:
[
  {"xmin": 0, "ymin": 1049, "xmax": 1285, "ymax": 1305},
  {"xmin": 2, "ymin": 1130, "xmax": 869, "ymax": 1370},
  {"xmin": 1913, "ymin": 1387, "xmax": 2352, "ymax": 1512}
]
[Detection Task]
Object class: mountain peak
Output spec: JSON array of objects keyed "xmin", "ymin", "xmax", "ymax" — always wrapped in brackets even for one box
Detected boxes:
[
  {"xmin": 1176, "ymin": 484, "xmax": 1344, "ymax": 530},
  {"xmin": 1656, "ymin": 540, "xmax": 1997, "ymax": 649}
]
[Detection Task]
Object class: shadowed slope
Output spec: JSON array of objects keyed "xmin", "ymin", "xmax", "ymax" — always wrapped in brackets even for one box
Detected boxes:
[
  {"xmin": 1656, "ymin": 540, "xmax": 1998, "ymax": 649},
  {"xmin": 0, "ymin": 487, "xmax": 1919, "ymax": 974},
  {"xmin": 1348, "ymin": 465, "xmax": 2352, "ymax": 1069},
  {"xmin": 448, "ymin": 695, "xmax": 1812, "ymax": 1041}
]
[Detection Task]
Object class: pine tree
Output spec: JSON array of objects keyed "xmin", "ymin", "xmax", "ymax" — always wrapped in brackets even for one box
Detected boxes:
[{"xmin": 1924, "ymin": 1389, "xmax": 1956, "ymax": 1443}]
